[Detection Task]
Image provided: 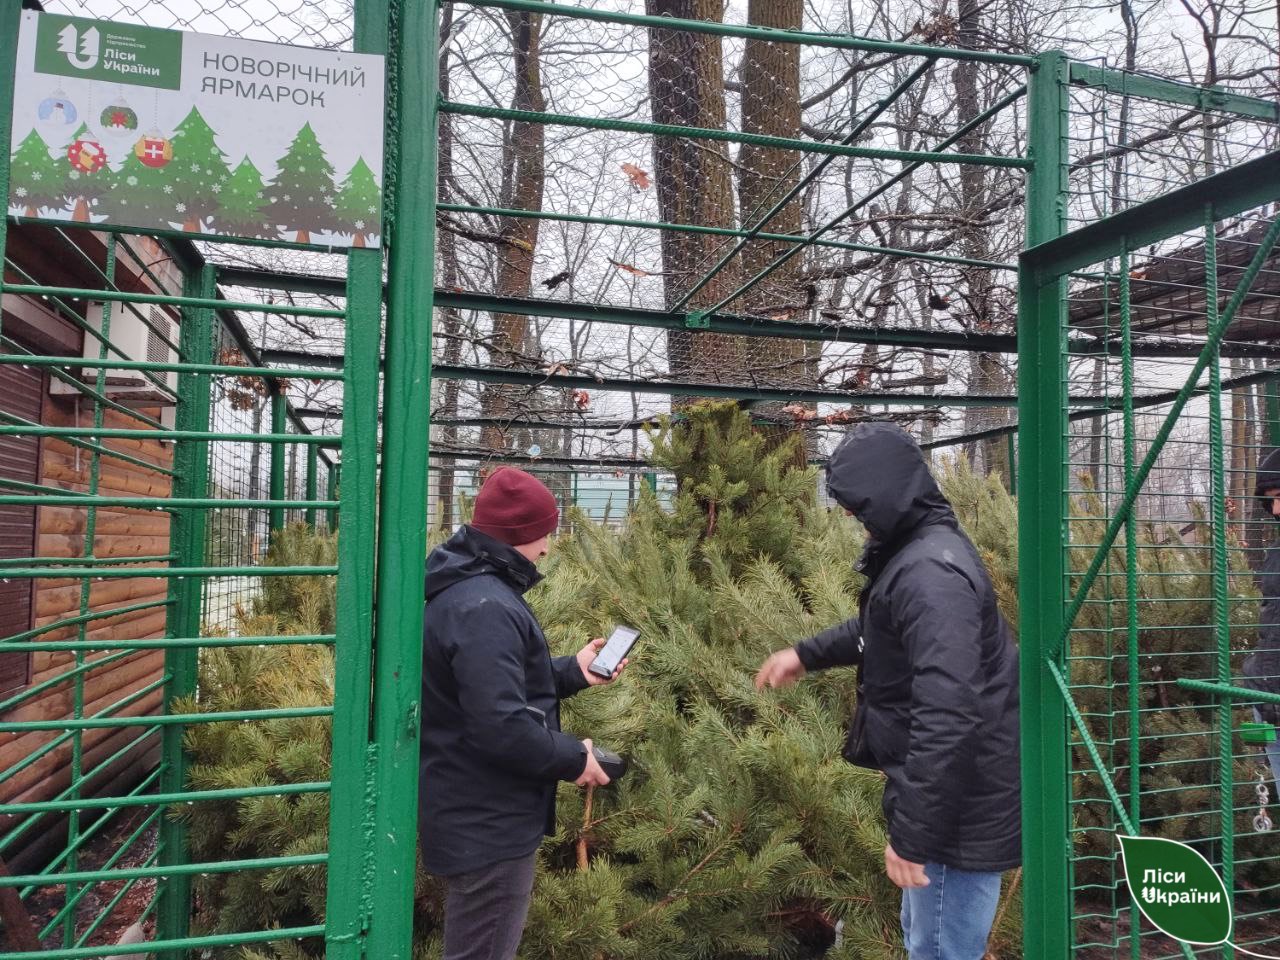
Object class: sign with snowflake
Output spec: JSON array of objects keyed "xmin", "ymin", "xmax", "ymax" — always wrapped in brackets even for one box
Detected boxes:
[{"xmin": 8, "ymin": 11, "xmax": 385, "ymax": 247}]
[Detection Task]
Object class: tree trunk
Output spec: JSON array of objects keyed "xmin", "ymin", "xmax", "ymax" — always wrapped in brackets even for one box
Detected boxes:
[
  {"xmin": 353, "ymin": 233, "xmax": 366, "ymax": 248},
  {"xmin": 72, "ymin": 197, "xmax": 90, "ymax": 222},
  {"xmin": 183, "ymin": 217, "xmax": 201, "ymax": 232},
  {"xmin": 648, "ymin": 0, "xmax": 744, "ymax": 386},
  {"xmin": 23, "ymin": 205, "xmax": 37, "ymax": 218},
  {"xmin": 479, "ymin": 11, "xmax": 545, "ymax": 453},
  {"xmin": 295, "ymin": 229, "xmax": 310, "ymax": 244}
]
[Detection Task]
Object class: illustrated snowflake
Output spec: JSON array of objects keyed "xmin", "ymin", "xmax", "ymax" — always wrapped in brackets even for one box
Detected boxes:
[
  {"xmin": 190, "ymin": 162, "xmax": 201, "ymax": 172},
  {"xmin": 205, "ymin": 168, "xmax": 212, "ymax": 176},
  {"xmin": 176, "ymin": 203, "xmax": 187, "ymax": 213},
  {"xmin": 211, "ymin": 183, "xmax": 222, "ymax": 193},
  {"xmin": 14, "ymin": 187, "xmax": 27, "ymax": 198},
  {"xmin": 164, "ymin": 185, "xmax": 173, "ymax": 194},
  {"xmin": 283, "ymin": 194, "xmax": 291, "ymax": 202},
  {"xmin": 299, "ymin": 166, "xmax": 306, "ymax": 173},
  {"xmin": 126, "ymin": 176, "xmax": 138, "ymax": 187},
  {"xmin": 367, "ymin": 205, "xmax": 376, "ymax": 214},
  {"xmin": 354, "ymin": 219, "xmax": 365, "ymax": 230},
  {"xmin": 31, "ymin": 172, "xmax": 41, "ymax": 181},
  {"xmin": 69, "ymin": 170, "xmax": 81, "ymax": 180}
]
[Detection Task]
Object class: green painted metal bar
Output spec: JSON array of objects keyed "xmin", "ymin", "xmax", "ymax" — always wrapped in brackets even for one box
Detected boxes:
[
  {"xmin": 40, "ymin": 806, "xmax": 163, "ymax": 938},
  {"xmin": 0, "ymin": 352, "xmax": 345, "ymax": 380},
  {"xmin": 1018, "ymin": 49, "xmax": 1073, "ymax": 960},
  {"xmin": 0, "ymin": 706, "xmax": 333, "ymax": 735},
  {"xmin": 1055, "ymin": 213, "xmax": 1280, "ymax": 657},
  {"xmin": 50, "ymin": 226, "xmax": 185, "ymax": 359},
  {"xmin": 366, "ymin": 0, "xmax": 435, "ymax": 953},
  {"xmin": 0, "ymin": 495, "xmax": 334, "ymax": 509},
  {"xmin": 1203, "ymin": 214, "xmax": 1235, "ymax": 960},
  {"xmin": 437, "ymin": 202, "xmax": 1017, "ymax": 272},
  {"xmin": 8, "ymin": 634, "xmax": 334, "ymax": 652},
  {"xmin": 0, "ymin": 282, "xmax": 347, "ymax": 319},
  {"xmin": 305, "ymin": 442, "xmax": 319, "ymax": 528},
  {"xmin": 155, "ymin": 262, "xmax": 216, "ymax": 959},
  {"xmin": 1268, "ymin": 377, "xmax": 1280, "ymax": 447},
  {"xmin": 0, "ymin": 650, "xmax": 134, "ymax": 714},
  {"xmin": 1120, "ymin": 248, "xmax": 1142, "ymax": 960},
  {"xmin": 327, "ymin": 461, "xmax": 339, "ymax": 529},
  {"xmin": 0, "ymin": 781, "xmax": 330, "ymax": 817},
  {"xmin": 0, "ymin": 925, "xmax": 327, "ymax": 960},
  {"xmin": 1068, "ymin": 62, "xmax": 1279, "ymax": 121},
  {"xmin": 1024, "ymin": 150, "xmax": 1280, "ymax": 280},
  {"xmin": 432, "ymin": 360, "xmax": 1016, "ymax": 406},
  {"xmin": 671, "ymin": 57, "xmax": 939, "ymax": 313},
  {"xmin": 0, "ymin": 424, "xmax": 338, "ymax": 444},
  {"xmin": 1, "ymin": 739, "xmax": 164, "ymax": 858},
  {"xmin": 695, "ymin": 84, "xmax": 1029, "ymax": 322},
  {"xmin": 455, "ymin": 0, "xmax": 1037, "ymax": 64},
  {"xmin": 1177, "ymin": 679, "xmax": 1280, "ymax": 702},
  {"xmin": 270, "ymin": 389, "xmax": 288, "ymax": 533},
  {"xmin": 321, "ymin": 250, "xmax": 383, "ymax": 957},
  {"xmin": 0, "ymin": 412, "xmax": 178, "ymax": 477},
  {"xmin": 443, "ymin": 101, "xmax": 1033, "ymax": 169},
  {"xmin": 0, "ymin": 599, "xmax": 172, "ymax": 646},
  {"xmin": 0, "ymin": 565, "xmax": 335, "ymax": 578}
]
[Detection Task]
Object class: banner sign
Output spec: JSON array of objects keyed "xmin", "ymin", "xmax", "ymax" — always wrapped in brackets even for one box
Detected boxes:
[{"xmin": 8, "ymin": 12, "xmax": 386, "ymax": 247}]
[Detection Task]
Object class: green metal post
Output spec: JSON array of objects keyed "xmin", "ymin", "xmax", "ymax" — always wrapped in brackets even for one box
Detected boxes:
[
  {"xmin": 270, "ymin": 389, "xmax": 287, "ymax": 534},
  {"xmin": 322, "ymin": 250, "xmax": 383, "ymax": 960},
  {"xmin": 364, "ymin": 0, "xmax": 437, "ymax": 953},
  {"xmin": 1006, "ymin": 433, "xmax": 1017, "ymax": 495},
  {"xmin": 305, "ymin": 443, "xmax": 319, "ymax": 528},
  {"xmin": 330, "ymin": 462, "xmax": 341, "ymax": 531},
  {"xmin": 154, "ymin": 263, "xmax": 216, "ymax": 959},
  {"xmin": 1017, "ymin": 49, "xmax": 1072, "ymax": 960}
]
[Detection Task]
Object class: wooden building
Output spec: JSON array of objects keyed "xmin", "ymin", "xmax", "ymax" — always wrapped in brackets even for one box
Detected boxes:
[{"xmin": 0, "ymin": 223, "xmax": 179, "ymax": 871}]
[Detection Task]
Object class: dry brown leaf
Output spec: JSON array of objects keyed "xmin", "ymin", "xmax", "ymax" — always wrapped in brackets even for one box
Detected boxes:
[
  {"xmin": 621, "ymin": 163, "xmax": 651, "ymax": 190},
  {"xmin": 608, "ymin": 258, "xmax": 654, "ymax": 277}
]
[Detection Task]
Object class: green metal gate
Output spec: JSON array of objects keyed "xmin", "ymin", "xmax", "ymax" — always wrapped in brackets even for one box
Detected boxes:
[{"xmin": 1018, "ymin": 55, "xmax": 1280, "ymax": 958}]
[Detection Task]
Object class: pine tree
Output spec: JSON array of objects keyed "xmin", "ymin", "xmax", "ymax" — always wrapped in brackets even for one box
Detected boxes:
[
  {"xmin": 8, "ymin": 130, "xmax": 63, "ymax": 217},
  {"xmin": 59, "ymin": 123, "xmax": 110, "ymax": 222},
  {"xmin": 332, "ymin": 157, "xmax": 381, "ymax": 247},
  {"xmin": 216, "ymin": 158, "xmax": 270, "ymax": 239},
  {"xmin": 263, "ymin": 123, "xmax": 336, "ymax": 244},
  {"xmin": 167, "ymin": 107, "xmax": 232, "ymax": 232},
  {"xmin": 98, "ymin": 145, "xmax": 177, "ymax": 231}
]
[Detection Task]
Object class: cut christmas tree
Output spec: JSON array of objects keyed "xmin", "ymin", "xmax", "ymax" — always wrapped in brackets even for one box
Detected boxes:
[
  {"xmin": 168, "ymin": 107, "xmax": 232, "ymax": 232},
  {"xmin": 8, "ymin": 130, "xmax": 63, "ymax": 218},
  {"xmin": 263, "ymin": 123, "xmax": 336, "ymax": 244},
  {"xmin": 332, "ymin": 157, "xmax": 381, "ymax": 247}
]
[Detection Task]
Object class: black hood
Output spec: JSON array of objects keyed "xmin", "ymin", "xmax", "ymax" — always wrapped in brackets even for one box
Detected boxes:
[
  {"xmin": 825, "ymin": 422, "xmax": 955, "ymax": 544},
  {"xmin": 1257, "ymin": 448, "xmax": 1280, "ymax": 500},
  {"xmin": 425, "ymin": 525, "xmax": 543, "ymax": 601}
]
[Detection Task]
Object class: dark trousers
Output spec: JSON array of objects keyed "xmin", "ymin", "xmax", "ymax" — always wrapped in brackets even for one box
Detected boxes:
[{"xmin": 442, "ymin": 852, "xmax": 538, "ymax": 960}]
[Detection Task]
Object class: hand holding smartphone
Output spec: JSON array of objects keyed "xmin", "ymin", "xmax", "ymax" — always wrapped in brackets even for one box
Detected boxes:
[{"xmin": 588, "ymin": 624, "xmax": 640, "ymax": 679}]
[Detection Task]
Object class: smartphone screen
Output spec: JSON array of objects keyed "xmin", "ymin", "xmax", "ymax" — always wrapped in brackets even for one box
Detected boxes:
[{"xmin": 588, "ymin": 625, "xmax": 640, "ymax": 678}]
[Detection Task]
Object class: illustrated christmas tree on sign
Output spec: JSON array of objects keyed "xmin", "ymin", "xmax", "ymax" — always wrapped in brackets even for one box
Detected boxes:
[
  {"xmin": 264, "ymin": 122, "xmax": 336, "ymax": 244},
  {"xmin": 9, "ymin": 130, "xmax": 63, "ymax": 217},
  {"xmin": 59, "ymin": 123, "xmax": 110, "ymax": 222},
  {"xmin": 99, "ymin": 134, "xmax": 181, "ymax": 232},
  {"xmin": 217, "ymin": 157, "xmax": 270, "ymax": 239},
  {"xmin": 333, "ymin": 157, "xmax": 381, "ymax": 247},
  {"xmin": 167, "ymin": 107, "xmax": 231, "ymax": 233}
]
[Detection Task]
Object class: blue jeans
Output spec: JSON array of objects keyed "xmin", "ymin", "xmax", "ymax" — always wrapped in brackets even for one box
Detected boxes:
[{"xmin": 900, "ymin": 862, "xmax": 1003, "ymax": 960}]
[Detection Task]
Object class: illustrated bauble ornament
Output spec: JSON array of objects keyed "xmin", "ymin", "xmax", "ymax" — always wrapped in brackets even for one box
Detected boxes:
[
  {"xmin": 134, "ymin": 134, "xmax": 173, "ymax": 169},
  {"xmin": 101, "ymin": 100, "xmax": 139, "ymax": 136},
  {"xmin": 36, "ymin": 91, "xmax": 78, "ymax": 142},
  {"xmin": 66, "ymin": 137, "xmax": 107, "ymax": 174}
]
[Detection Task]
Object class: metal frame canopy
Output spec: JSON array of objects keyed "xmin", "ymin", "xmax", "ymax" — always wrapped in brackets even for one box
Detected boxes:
[{"xmin": 0, "ymin": 0, "xmax": 1278, "ymax": 958}]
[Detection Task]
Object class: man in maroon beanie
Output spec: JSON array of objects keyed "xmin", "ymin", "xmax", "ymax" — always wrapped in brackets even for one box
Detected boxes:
[{"xmin": 419, "ymin": 467, "xmax": 625, "ymax": 960}]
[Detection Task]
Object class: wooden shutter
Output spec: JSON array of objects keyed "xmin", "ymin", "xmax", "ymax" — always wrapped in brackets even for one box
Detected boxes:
[{"xmin": 0, "ymin": 359, "xmax": 42, "ymax": 697}]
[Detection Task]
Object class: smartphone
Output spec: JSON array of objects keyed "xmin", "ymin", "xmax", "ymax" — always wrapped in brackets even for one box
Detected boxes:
[{"xmin": 588, "ymin": 625, "xmax": 640, "ymax": 679}]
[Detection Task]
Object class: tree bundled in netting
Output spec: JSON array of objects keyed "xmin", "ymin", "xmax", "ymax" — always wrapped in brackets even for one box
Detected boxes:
[{"xmin": 180, "ymin": 404, "xmax": 1280, "ymax": 958}]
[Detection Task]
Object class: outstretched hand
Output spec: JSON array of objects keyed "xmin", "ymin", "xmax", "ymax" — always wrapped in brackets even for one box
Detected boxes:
[
  {"xmin": 755, "ymin": 648, "xmax": 806, "ymax": 690},
  {"xmin": 577, "ymin": 637, "xmax": 627, "ymax": 686}
]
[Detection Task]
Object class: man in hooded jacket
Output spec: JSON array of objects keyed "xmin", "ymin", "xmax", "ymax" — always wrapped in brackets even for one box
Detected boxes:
[
  {"xmin": 756, "ymin": 422, "xmax": 1020, "ymax": 960},
  {"xmin": 419, "ymin": 467, "xmax": 625, "ymax": 960},
  {"xmin": 1245, "ymin": 448, "xmax": 1280, "ymax": 792}
]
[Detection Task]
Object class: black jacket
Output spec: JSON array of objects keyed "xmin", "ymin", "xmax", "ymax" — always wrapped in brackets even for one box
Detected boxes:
[
  {"xmin": 795, "ymin": 423, "xmax": 1022, "ymax": 872},
  {"xmin": 1246, "ymin": 449, "xmax": 1280, "ymax": 721},
  {"xmin": 418, "ymin": 526, "xmax": 590, "ymax": 876}
]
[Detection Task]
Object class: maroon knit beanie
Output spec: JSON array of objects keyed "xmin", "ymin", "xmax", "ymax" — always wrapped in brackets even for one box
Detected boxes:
[{"xmin": 471, "ymin": 467, "xmax": 560, "ymax": 546}]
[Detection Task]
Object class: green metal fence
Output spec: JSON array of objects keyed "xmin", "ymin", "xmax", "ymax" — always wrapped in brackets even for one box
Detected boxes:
[{"xmin": 1, "ymin": 0, "xmax": 1279, "ymax": 956}]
